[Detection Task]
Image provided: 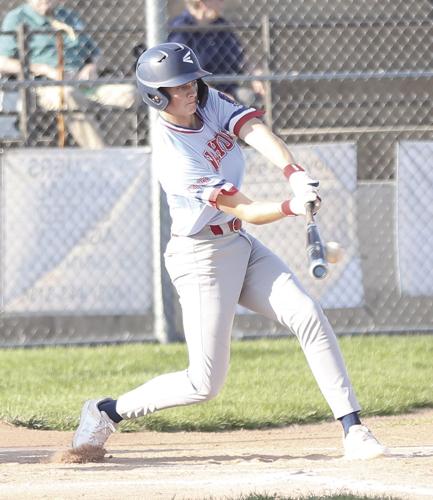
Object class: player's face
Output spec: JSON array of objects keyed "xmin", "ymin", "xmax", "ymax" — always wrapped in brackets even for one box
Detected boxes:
[{"xmin": 163, "ymin": 80, "xmax": 199, "ymax": 120}]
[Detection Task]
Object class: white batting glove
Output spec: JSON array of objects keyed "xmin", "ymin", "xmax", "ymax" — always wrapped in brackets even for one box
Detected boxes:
[
  {"xmin": 280, "ymin": 190, "xmax": 321, "ymax": 216},
  {"xmin": 283, "ymin": 163, "xmax": 319, "ymax": 196}
]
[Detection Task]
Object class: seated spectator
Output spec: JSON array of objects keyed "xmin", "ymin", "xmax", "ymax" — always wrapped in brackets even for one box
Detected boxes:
[
  {"xmin": 168, "ymin": 0, "xmax": 265, "ymax": 106},
  {"xmin": 0, "ymin": 0, "xmax": 137, "ymax": 148}
]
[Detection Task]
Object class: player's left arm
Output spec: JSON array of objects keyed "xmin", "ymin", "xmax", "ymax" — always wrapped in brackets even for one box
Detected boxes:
[
  {"xmin": 237, "ymin": 117, "xmax": 296, "ymax": 168},
  {"xmin": 237, "ymin": 117, "xmax": 320, "ymax": 199}
]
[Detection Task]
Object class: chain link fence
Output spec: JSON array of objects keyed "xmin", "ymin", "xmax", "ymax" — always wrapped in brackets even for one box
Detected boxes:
[{"xmin": 1, "ymin": 0, "xmax": 433, "ymax": 345}]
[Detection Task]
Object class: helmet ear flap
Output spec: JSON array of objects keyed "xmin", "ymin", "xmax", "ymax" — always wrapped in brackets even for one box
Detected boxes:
[
  {"xmin": 139, "ymin": 87, "xmax": 170, "ymax": 110},
  {"xmin": 152, "ymin": 88, "xmax": 170, "ymax": 109}
]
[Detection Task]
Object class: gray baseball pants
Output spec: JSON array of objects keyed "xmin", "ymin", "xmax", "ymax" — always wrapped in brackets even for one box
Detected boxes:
[{"xmin": 116, "ymin": 225, "xmax": 361, "ymax": 419}]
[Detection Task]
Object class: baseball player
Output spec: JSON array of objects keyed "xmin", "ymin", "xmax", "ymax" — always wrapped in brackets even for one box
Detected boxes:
[{"xmin": 72, "ymin": 43, "xmax": 386, "ymax": 460}]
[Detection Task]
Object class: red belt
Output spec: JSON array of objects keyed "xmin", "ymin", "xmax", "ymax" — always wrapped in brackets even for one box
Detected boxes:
[{"xmin": 209, "ymin": 218, "xmax": 242, "ymax": 235}]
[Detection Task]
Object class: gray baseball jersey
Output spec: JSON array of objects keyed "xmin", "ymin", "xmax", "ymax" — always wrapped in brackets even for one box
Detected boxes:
[{"xmin": 154, "ymin": 88, "xmax": 263, "ymax": 235}]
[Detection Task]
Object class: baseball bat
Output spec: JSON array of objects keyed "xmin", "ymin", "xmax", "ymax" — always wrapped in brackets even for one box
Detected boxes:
[{"xmin": 305, "ymin": 201, "xmax": 328, "ymax": 279}]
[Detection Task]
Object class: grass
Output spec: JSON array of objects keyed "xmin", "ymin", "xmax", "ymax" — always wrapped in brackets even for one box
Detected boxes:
[{"xmin": 0, "ymin": 335, "xmax": 431, "ymax": 432}]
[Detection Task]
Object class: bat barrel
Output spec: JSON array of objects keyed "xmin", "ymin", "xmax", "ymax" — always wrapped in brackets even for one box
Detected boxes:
[
  {"xmin": 310, "ymin": 260, "xmax": 328, "ymax": 279},
  {"xmin": 306, "ymin": 221, "xmax": 329, "ymax": 280}
]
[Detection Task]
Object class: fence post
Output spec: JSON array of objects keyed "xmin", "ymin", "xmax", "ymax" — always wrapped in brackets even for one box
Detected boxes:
[
  {"xmin": 261, "ymin": 15, "xmax": 273, "ymax": 129},
  {"xmin": 145, "ymin": 0, "xmax": 179, "ymax": 343},
  {"xmin": 16, "ymin": 24, "xmax": 30, "ymax": 145}
]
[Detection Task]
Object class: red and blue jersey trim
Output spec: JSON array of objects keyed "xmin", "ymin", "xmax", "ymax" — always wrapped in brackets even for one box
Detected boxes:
[
  {"xmin": 225, "ymin": 109, "xmax": 265, "ymax": 136},
  {"xmin": 159, "ymin": 116, "xmax": 204, "ymax": 134}
]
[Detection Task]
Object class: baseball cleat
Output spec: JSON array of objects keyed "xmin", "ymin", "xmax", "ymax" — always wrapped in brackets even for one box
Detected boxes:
[
  {"xmin": 343, "ymin": 424, "xmax": 388, "ymax": 460},
  {"xmin": 72, "ymin": 398, "xmax": 117, "ymax": 449}
]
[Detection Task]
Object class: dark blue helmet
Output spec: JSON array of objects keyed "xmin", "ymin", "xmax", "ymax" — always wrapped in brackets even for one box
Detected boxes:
[{"xmin": 136, "ymin": 42, "xmax": 211, "ymax": 110}]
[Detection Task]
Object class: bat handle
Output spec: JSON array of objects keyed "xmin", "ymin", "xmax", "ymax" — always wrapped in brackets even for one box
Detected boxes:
[{"xmin": 305, "ymin": 201, "xmax": 315, "ymax": 224}]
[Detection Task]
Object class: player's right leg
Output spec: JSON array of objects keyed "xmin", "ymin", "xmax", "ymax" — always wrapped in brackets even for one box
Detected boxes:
[
  {"xmin": 115, "ymin": 233, "xmax": 251, "ymax": 418},
  {"xmin": 72, "ymin": 231, "xmax": 251, "ymax": 449},
  {"xmin": 72, "ymin": 398, "xmax": 118, "ymax": 449}
]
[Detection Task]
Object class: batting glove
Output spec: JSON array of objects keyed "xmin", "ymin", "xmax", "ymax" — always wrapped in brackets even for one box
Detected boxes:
[
  {"xmin": 280, "ymin": 190, "xmax": 321, "ymax": 216},
  {"xmin": 283, "ymin": 163, "xmax": 319, "ymax": 196}
]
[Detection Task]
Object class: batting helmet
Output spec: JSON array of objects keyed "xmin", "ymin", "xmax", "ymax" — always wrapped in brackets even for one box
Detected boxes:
[{"xmin": 136, "ymin": 42, "xmax": 211, "ymax": 110}]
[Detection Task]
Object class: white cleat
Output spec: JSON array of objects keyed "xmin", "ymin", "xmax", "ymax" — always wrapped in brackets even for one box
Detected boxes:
[
  {"xmin": 344, "ymin": 424, "xmax": 388, "ymax": 460},
  {"xmin": 72, "ymin": 398, "xmax": 117, "ymax": 449}
]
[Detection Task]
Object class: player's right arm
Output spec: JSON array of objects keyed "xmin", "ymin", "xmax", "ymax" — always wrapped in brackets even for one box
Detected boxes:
[{"xmin": 216, "ymin": 189, "xmax": 317, "ymax": 224}]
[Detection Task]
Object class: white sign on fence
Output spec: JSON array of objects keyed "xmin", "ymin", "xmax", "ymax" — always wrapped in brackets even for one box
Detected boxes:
[
  {"xmin": 242, "ymin": 142, "xmax": 365, "ymax": 309},
  {"xmin": 397, "ymin": 141, "xmax": 433, "ymax": 297},
  {"xmin": 1, "ymin": 148, "xmax": 152, "ymax": 314}
]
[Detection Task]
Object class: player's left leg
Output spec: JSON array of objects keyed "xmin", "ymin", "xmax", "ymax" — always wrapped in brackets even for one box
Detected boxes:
[
  {"xmin": 239, "ymin": 234, "xmax": 359, "ymax": 418},
  {"xmin": 238, "ymin": 234, "xmax": 386, "ymax": 459}
]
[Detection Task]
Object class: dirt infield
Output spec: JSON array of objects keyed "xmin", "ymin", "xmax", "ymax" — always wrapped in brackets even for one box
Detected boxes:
[{"xmin": 0, "ymin": 410, "xmax": 432, "ymax": 500}]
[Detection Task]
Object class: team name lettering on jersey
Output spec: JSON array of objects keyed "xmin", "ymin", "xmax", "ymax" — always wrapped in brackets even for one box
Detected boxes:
[{"xmin": 203, "ymin": 131, "xmax": 235, "ymax": 171}]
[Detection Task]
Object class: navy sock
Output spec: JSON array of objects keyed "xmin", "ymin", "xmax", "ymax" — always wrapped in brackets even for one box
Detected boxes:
[
  {"xmin": 98, "ymin": 398, "xmax": 123, "ymax": 424},
  {"xmin": 338, "ymin": 411, "xmax": 361, "ymax": 436}
]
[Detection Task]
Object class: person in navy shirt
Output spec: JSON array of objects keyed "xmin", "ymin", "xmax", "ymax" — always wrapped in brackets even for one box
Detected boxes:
[{"xmin": 168, "ymin": 0, "xmax": 264, "ymax": 105}]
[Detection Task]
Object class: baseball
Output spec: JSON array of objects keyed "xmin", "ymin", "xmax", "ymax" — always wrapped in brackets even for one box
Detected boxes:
[{"xmin": 325, "ymin": 241, "xmax": 343, "ymax": 264}]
